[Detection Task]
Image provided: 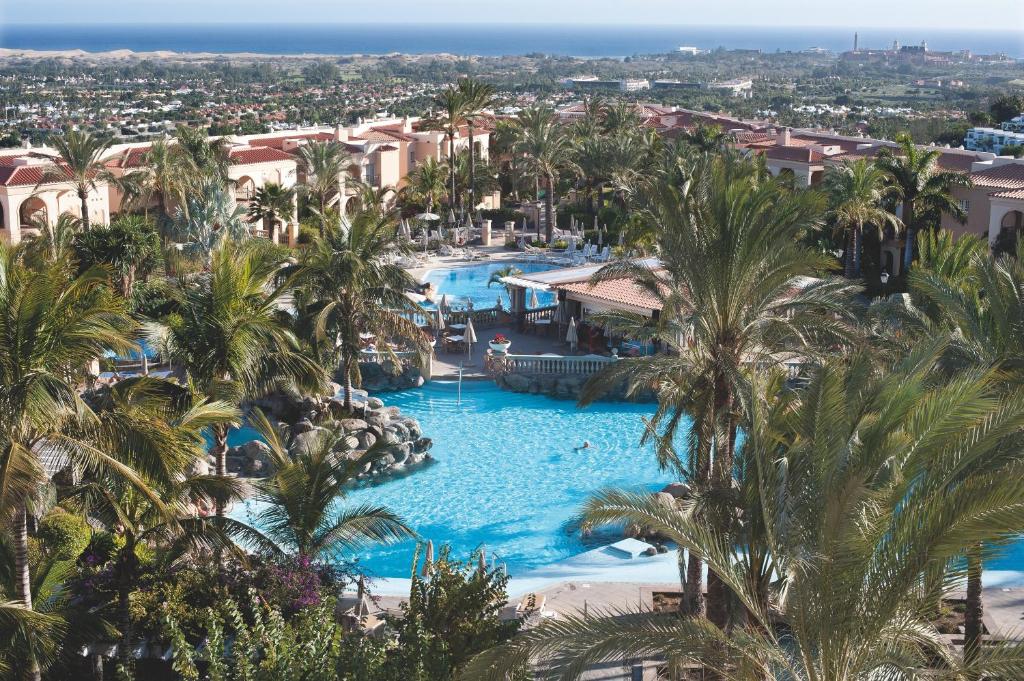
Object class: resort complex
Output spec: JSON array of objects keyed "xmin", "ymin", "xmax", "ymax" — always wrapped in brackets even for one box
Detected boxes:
[{"xmin": 2, "ymin": 15, "xmax": 1024, "ymax": 681}]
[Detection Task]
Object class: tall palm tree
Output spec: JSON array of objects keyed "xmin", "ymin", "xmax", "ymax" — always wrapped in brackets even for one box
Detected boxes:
[
  {"xmin": 38, "ymin": 130, "xmax": 116, "ymax": 231},
  {"xmin": 296, "ymin": 140, "xmax": 351, "ymax": 216},
  {"xmin": 173, "ymin": 125, "xmax": 230, "ymax": 183},
  {"xmin": 470, "ymin": 352, "xmax": 1024, "ymax": 680},
  {"xmin": 516, "ymin": 106, "xmax": 578, "ymax": 243},
  {"xmin": 66, "ymin": 377, "xmax": 242, "ymax": 672},
  {"xmin": 581, "ymin": 157, "xmax": 857, "ymax": 625},
  {"xmin": 875, "ymin": 133, "xmax": 973, "ymax": 272},
  {"xmin": 121, "ymin": 138, "xmax": 195, "ymax": 219},
  {"xmin": 401, "ymin": 156, "xmax": 448, "ymax": 215},
  {"xmin": 679, "ymin": 123, "xmax": 728, "ymax": 153},
  {"xmin": 298, "ymin": 208, "xmax": 429, "ymax": 411},
  {"xmin": 824, "ymin": 159, "xmax": 902, "ymax": 278},
  {"xmin": 248, "ymin": 410, "xmax": 413, "ymax": 562},
  {"xmin": 248, "ymin": 182, "xmax": 297, "ymax": 243},
  {"xmin": 457, "ymin": 78, "xmax": 495, "ymax": 213},
  {"xmin": 427, "ymin": 86, "xmax": 470, "ymax": 212},
  {"xmin": 148, "ymin": 239, "xmax": 326, "ymax": 514},
  {"xmin": 0, "ymin": 244, "xmax": 147, "ymax": 681}
]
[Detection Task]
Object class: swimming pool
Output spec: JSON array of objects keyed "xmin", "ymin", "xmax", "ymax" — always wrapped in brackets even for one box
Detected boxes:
[
  {"xmin": 422, "ymin": 261, "xmax": 558, "ymax": 310},
  {"xmin": 233, "ymin": 380, "xmax": 672, "ymax": 579}
]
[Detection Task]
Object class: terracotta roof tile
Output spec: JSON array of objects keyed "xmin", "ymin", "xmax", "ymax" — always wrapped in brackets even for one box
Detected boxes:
[
  {"xmin": 971, "ymin": 164, "xmax": 1024, "ymax": 190},
  {"xmin": 766, "ymin": 146, "xmax": 824, "ymax": 163},
  {"xmin": 992, "ymin": 188, "xmax": 1024, "ymax": 200},
  {"xmin": 558, "ymin": 278, "xmax": 664, "ymax": 312},
  {"xmin": 228, "ymin": 147, "xmax": 297, "ymax": 165}
]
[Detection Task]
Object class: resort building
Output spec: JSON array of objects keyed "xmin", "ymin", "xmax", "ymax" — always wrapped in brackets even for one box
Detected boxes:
[
  {"xmin": 0, "ymin": 115, "xmax": 497, "ymax": 245},
  {"xmin": 0, "ymin": 146, "xmax": 113, "ymax": 244},
  {"xmin": 964, "ymin": 127, "xmax": 1024, "ymax": 154}
]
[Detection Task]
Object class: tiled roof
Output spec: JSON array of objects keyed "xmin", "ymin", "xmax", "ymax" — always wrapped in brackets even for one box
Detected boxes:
[
  {"xmin": 0, "ymin": 165, "xmax": 47, "ymax": 187},
  {"xmin": 109, "ymin": 146, "xmax": 152, "ymax": 169},
  {"xmin": 228, "ymin": 147, "xmax": 297, "ymax": 165},
  {"xmin": 245, "ymin": 131, "xmax": 335, "ymax": 149},
  {"xmin": 992, "ymin": 188, "xmax": 1024, "ymax": 200},
  {"xmin": 971, "ymin": 164, "xmax": 1024, "ymax": 190},
  {"xmin": 558, "ymin": 278, "xmax": 664, "ymax": 312},
  {"xmin": 766, "ymin": 146, "xmax": 824, "ymax": 163}
]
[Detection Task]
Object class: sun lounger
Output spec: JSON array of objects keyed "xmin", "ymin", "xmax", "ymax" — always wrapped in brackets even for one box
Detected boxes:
[
  {"xmin": 606, "ymin": 538, "xmax": 656, "ymax": 559},
  {"xmin": 516, "ymin": 592, "xmax": 547, "ymax": 616}
]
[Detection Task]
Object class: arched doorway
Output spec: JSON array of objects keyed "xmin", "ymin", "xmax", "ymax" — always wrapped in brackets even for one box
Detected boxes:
[
  {"xmin": 235, "ymin": 176, "xmax": 256, "ymax": 202},
  {"xmin": 19, "ymin": 197, "xmax": 48, "ymax": 227},
  {"xmin": 994, "ymin": 210, "xmax": 1024, "ymax": 255}
]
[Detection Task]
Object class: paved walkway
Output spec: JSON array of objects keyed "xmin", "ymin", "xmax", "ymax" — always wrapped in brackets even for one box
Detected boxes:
[{"xmin": 430, "ymin": 323, "xmax": 569, "ymax": 379}]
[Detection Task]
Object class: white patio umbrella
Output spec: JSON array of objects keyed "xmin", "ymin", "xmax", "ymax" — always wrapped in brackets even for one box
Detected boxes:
[
  {"xmin": 496, "ymin": 295, "xmax": 503, "ymax": 311},
  {"xmin": 593, "ymin": 214, "xmax": 598, "ymax": 231},
  {"xmin": 529, "ymin": 288, "xmax": 540, "ymax": 309},
  {"xmin": 439, "ymin": 294, "xmax": 449, "ymax": 313},
  {"xmin": 415, "ymin": 212, "xmax": 441, "ymax": 221},
  {"xmin": 567, "ymin": 316, "xmax": 578, "ymax": 352},
  {"xmin": 423, "ymin": 539, "xmax": 434, "ymax": 576},
  {"xmin": 597, "ymin": 228, "xmax": 603, "ymax": 247},
  {"xmin": 618, "ymin": 230, "xmax": 624, "ymax": 247},
  {"xmin": 448, "ymin": 208, "xmax": 457, "ymax": 224},
  {"xmin": 465, "ymin": 317, "xmax": 478, "ymax": 361}
]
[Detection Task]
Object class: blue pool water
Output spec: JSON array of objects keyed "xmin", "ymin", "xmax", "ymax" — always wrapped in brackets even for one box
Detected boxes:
[
  {"xmin": 234, "ymin": 381, "xmax": 671, "ymax": 579},
  {"xmin": 423, "ymin": 261, "xmax": 558, "ymax": 311}
]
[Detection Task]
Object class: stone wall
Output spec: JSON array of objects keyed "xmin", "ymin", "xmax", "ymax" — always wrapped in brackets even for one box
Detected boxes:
[{"xmin": 355, "ymin": 359, "xmax": 425, "ymax": 393}]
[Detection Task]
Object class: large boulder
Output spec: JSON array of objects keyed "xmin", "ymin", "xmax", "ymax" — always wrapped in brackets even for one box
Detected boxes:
[
  {"xmin": 364, "ymin": 409, "xmax": 391, "ymax": 429},
  {"xmin": 367, "ymin": 397, "xmax": 385, "ymax": 410},
  {"xmin": 339, "ymin": 418, "xmax": 369, "ymax": 433},
  {"xmin": 241, "ymin": 440, "xmax": 272, "ymax": 464},
  {"xmin": 504, "ymin": 374, "xmax": 531, "ymax": 392},
  {"xmin": 661, "ymin": 482, "xmax": 691, "ymax": 500},
  {"xmin": 292, "ymin": 418, "xmax": 315, "ymax": 435}
]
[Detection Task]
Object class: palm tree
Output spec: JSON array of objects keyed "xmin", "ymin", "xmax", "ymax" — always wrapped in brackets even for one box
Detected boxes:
[
  {"xmin": 38, "ymin": 130, "xmax": 116, "ymax": 231},
  {"xmin": 248, "ymin": 182, "xmax": 296, "ymax": 243},
  {"xmin": 0, "ymin": 244, "xmax": 146, "ymax": 681},
  {"xmin": 121, "ymin": 138, "xmax": 195, "ymax": 219},
  {"xmin": 296, "ymin": 140, "xmax": 351, "ymax": 216},
  {"xmin": 487, "ymin": 264, "xmax": 524, "ymax": 306},
  {"xmin": 71, "ymin": 214, "xmax": 162, "ymax": 297},
  {"xmin": 248, "ymin": 410, "xmax": 413, "ymax": 562},
  {"xmin": 67, "ymin": 377, "xmax": 242, "ymax": 671},
  {"xmin": 516, "ymin": 106, "xmax": 578, "ymax": 243},
  {"xmin": 875, "ymin": 133, "xmax": 973, "ymax": 272},
  {"xmin": 457, "ymin": 78, "xmax": 495, "ymax": 213},
  {"xmin": 581, "ymin": 157, "xmax": 857, "ymax": 625},
  {"xmin": 168, "ymin": 176, "xmax": 250, "ymax": 265},
  {"xmin": 427, "ymin": 86, "xmax": 470, "ymax": 212},
  {"xmin": 173, "ymin": 125, "xmax": 230, "ymax": 183},
  {"xmin": 401, "ymin": 157, "xmax": 448, "ymax": 215},
  {"xmin": 148, "ymin": 239, "xmax": 326, "ymax": 514},
  {"xmin": 469, "ymin": 353, "xmax": 1024, "ymax": 680},
  {"xmin": 679, "ymin": 123, "xmax": 728, "ymax": 153},
  {"xmin": 824, "ymin": 159, "xmax": 902, "ymax": 278},
  {"xmin": 298, "ymin": 209, "xmax": 430, "ymax": 411}
]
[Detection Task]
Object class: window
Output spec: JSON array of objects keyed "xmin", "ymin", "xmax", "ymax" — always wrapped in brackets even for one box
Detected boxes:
[{"xmin": 958, "ymin": 199, "xmax": 970, "ymax": 214}]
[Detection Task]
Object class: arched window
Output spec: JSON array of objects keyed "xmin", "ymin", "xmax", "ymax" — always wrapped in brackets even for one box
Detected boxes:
[{"xmin": 19, "ymin": 197, "xmax": 48, "ymax": 226}]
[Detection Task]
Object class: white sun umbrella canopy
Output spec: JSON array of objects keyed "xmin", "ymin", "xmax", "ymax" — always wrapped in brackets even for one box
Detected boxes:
[
  {"xmin": 567, "ymin": 316, "xmax": 578, "ymax": 351},
  {"xmin": 553, "ymin": 298, "xmax": 568, "ymax": 324},
  {"xmin": 434, "ymin": 307, "xmax": 445, "ymax": 337},
  {"xmin": 529, "ymin": 287, "xmax": 540, "ymax": 310},
  {"xmin": 439, "ymin": 294, "xmax": 449, "ymax": 313},
  {"xmin": 415, "ymin": 212, "xmax": 440, "ymax": 221},
  {"xmin": 597, "ymin": 228, "xmax": 603, "ymax": 247},
  {"xmin": 465, "ymin": 316, "xmax": 478, "ymax": 359}
]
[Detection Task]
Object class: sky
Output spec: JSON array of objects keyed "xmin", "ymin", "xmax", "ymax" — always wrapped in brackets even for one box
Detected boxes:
[{"xmin": 1, "ymin": 0, "xmax": 1022, "ymax": 31}]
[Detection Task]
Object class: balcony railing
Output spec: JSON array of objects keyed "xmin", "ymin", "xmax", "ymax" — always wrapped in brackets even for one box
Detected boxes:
[{"xmin": 491, "ymin": 352, "xmax": 616, "ymax": 377}]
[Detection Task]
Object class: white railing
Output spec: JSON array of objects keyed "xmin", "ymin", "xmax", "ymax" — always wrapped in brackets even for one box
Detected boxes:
[{"xmin": 495, "ymin": 353, "xmax": 616, "ymax": 377}]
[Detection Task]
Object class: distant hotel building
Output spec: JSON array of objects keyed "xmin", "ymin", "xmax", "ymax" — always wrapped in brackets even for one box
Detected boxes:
[
  {"xmin": 965, "ymin": 127, "xmax": 1024, "ymax": 155},
  {"xmin": 567, "ymin": 77, "xmax": 650, "ymax": 92},
  {"xmin": 708, "ymin": 78, "xmax": 755, "ymax": 98}
]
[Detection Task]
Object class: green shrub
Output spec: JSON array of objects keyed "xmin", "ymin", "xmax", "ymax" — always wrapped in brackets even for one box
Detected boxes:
[
  {"xmin": 297, "ymin": 224, "xmax": 318, "ymax": 245},
  {"xmin": 37, "ymin": 508, "xmax": 90, "ymax": 561}
]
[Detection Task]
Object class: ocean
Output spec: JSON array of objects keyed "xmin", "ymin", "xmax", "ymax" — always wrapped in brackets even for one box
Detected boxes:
[{"xmin": 1, "ymin": 23, "xmax": 1022, "ymax": 59}]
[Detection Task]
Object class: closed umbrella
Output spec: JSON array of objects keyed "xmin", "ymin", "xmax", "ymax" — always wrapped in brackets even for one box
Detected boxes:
[
  {"xmin": 496, "ymin": 295, "xmax": 503, "ymax": 311},
  {"xmin": 553, "ymin": 298, "xmax": 567, "ymax": 325},
  {"xmin": 529, "ymin": 288, "xmax": 540, "ymax": 309},
  {"xmin": 567, "ymin": 316, "xmax": 578, "ymax": 352},
  {"xmin": 439, "ymin": 294, "xmax": 449, "ymax": 313},
  {"xmin": 593, "ymin": 214, "xmax": 598, "ymax": 232},
  {"xmin": 465, "ymin": 317, "xmax": 478, "ymax": 362},
  {"xmin": 434, "ymin": 307, "xmax": 445, "ymax": 339},
  {"xmin": 618, "ymin": 230, "xmax": 624, "ymax": 247},
  {"xmin": 448, "ymin": 208, "xmax": 457, "ymax": 224},
  {"xmin": 598, "ymin": 228, "xmax": 603, "ymax": 247}
]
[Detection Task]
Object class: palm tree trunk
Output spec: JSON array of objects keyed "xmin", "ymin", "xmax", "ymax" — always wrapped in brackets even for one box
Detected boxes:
[
  {"xmin": 545, "ymin": 174, "xmax": 555, "ymax": 243},
  {"xmin": 211, "ymin": 424, "xmax": 228, "ymax": 517},
  {"xmin": 116, "ymin": 547, "xmax": 137, "ymax": 674},
  {"xmin": 448, "ymin": 134, "xmax": 457, "ymax": 212},
  {"xmin": 343, "ymin": 358, "xmax": 354, "ymax": 412},
  {"xmin": 964, "ymin": 543, "xmax": 984, "ymax": 666},
  {"xmin": 468, "ymin": 122, "xmax": 476, "ymax": 213},
  {"xmin": 14, "ymin": 507, "xmax": 42, "ymax": 681},
  {"xmin": 902, "ymin": 200, "xmax": 915, "ymax": 272},
  {"xmin": 80, "ymin": 188, "xmax": 91, "ymax": 231},
  {"xmin": 844, "ymin": 228, "xmax": 857, "ymax": 279},
  {"xmin": 683, "ymin": 550, "xmax": 705, "ymax": 617}
]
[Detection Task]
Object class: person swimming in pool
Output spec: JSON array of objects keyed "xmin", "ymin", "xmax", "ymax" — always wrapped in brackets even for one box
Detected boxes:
[{"xmin": 575, "ymin": 440, "xmax": 592, "ymax": 451}]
